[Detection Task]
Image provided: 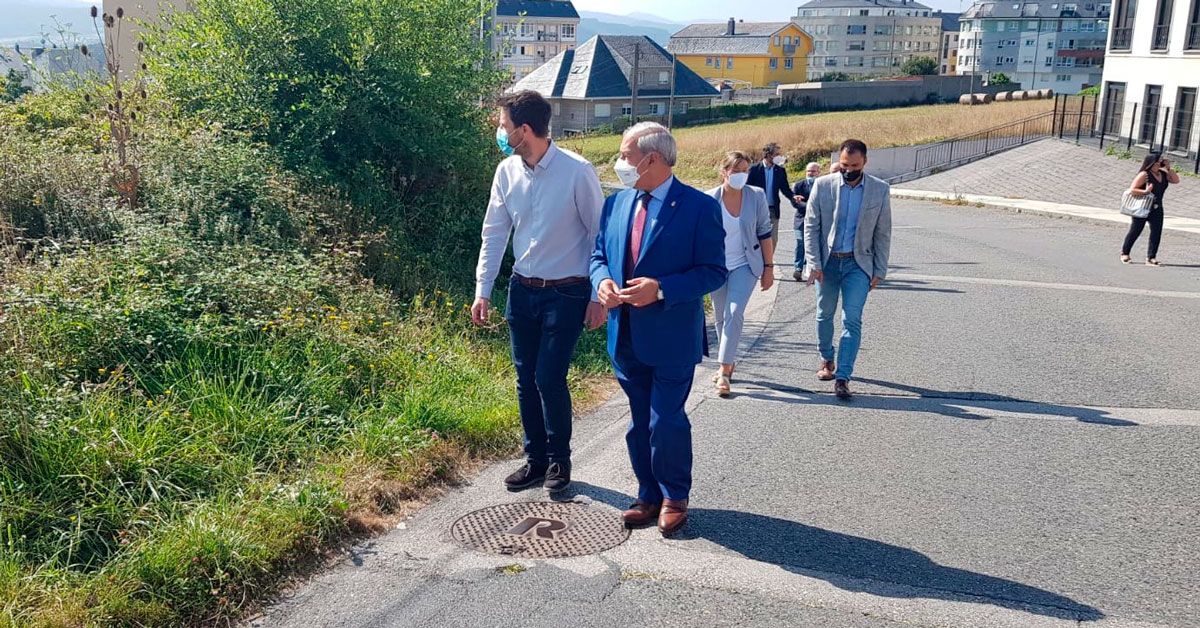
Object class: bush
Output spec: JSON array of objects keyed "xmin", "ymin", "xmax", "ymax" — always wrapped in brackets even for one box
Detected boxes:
[
  {"xmin": 989, "ymin": 72, "xmax": 1013, "ymax": 86},
  {"xmin": 901, "ymin": 57, "xmax": 938, "ymax": 76}
]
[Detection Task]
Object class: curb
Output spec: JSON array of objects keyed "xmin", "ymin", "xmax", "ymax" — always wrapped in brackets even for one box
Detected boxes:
[{"xmin": 891, "ymin": 189, "xmax": 1200, "ymax": 236}]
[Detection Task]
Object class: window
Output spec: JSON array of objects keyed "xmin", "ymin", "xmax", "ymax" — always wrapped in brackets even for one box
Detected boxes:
[
  {"xmin": 1110, "ymin": 0, "xmax": 1136, "ymax": 50},
  {"xmin": 621, "ymin": 104, "xmax": 632, "ymax": 116},
  {"xmin": 1140, "ymin": 84, "xmax": 1163, "ymax": 143},
  {"xmin": 770, "ymin": 58, "xmax": 779, "ymax": 69},
  {"xmin": 848, "ymin": 24, "xmax": 867, "ymax": 34},
  {"xmin": 775, "ymin": 36, "xmax": 781, "ymax": 46},
  {"xmin": 649, "ymin": 103, "xmax": 664, "ymax": 115},
  {"xmin": 1064, "ymin": 20, "xmax": 1079, "ymax": 31},
  {"xmin": 1045, "ymin": 55, "xmax": 1053, "ymax": 66},
  {"xmin": 1082, "ymin": 21, "xmax": 1095, "ymax": 31},
  {"xmin": 848, "ymin": 41, "xmax": 866, "ymax": 51},
  {"xmin": 846, "ymin": 56, "xmax": 865, "ymax": 67},
  {"xmin": 785, "ymin": 57, "xmax": 794, "ymax": 69},
  {"xmin": 1171, "ymin": 87, "xmax": 1197, "ymax": 151},
  {"xmin": 1152, "ymin": 0, "xmax": 1173, "ymax": 50},
  {"xmin": 1047, "ymin": 40, "xmax": 1055, "ymax": 48},
  {"xmin": 1189, "ymin": 0, "xmax": 1200, "ymax": 50},
  {"xmin": 706, "ymin": 57, "xmax": 713, "ymax": 67},
  {"xmin": 825, "ymin": 57, "xmax": 839, "ymax": 66},
  {"xmin": 595, "ymin": 103, "xmax": 611, "ymax": 117},
  {"xmin": 1025, "ymin": 38, "xmax": 1036, "ymax": 45},
  {"xmin": 658, "ymin": 71, "xmax": 669, "ymax": 84},
  {"xmin": 727, "ymin": 57, "xmax": 734, "ymax": 68},
  {"xmin": 875, "ymin": 24, "xmax": 892, "ymax": 35}
]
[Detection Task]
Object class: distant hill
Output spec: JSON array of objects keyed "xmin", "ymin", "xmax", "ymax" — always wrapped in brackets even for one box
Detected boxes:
[
  {"xmin": 577, "ymin": 11, "xmax": 685, "ymax": 47},
  {"xmin": 2, "ymin": 0, "xmax": 95, "ymax": 44}
]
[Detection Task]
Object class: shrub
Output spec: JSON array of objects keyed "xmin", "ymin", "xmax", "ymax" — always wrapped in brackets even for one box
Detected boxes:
[{"xmin": 901, "ymin": 57, "xmax": 938, "ymax": 76}]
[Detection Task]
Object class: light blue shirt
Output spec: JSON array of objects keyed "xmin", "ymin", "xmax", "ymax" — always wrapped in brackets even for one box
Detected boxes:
[
  {"xmin": 763, "ymin": 163, "xmax": 775, "ymax": 205},
  {"xmin": 631, "ymin": 175, "xmax": 676, "ymax": 251},
  {"xmin": 832, "ymin": 180, "xmax": 864, "ymax": 254}
]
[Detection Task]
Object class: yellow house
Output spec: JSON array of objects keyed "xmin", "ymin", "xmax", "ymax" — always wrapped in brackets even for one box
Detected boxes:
[{"xmin": 668, "ymin": 19, "xmax": 813, "ymax": 88}]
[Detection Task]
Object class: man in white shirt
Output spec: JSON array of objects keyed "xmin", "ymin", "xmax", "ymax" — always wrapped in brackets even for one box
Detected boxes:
[{"xmin": 471, "ymin": 90, "xmax": 606, "ymax": 494}]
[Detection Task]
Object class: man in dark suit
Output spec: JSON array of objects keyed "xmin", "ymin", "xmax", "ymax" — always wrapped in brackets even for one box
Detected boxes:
[
  {"xmin": 790, "ymin": 161, "xmax": 822, "ymax": 281},
  {"xmin": 591, "ymin": 122, "xmax": 727, "ymax": 538},
  {"xmin": 747, "ymin": 142, "xmax": 797, "ymax": 247}
]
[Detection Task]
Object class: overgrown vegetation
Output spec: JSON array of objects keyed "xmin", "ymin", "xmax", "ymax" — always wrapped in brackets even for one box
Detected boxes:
[{"xmin": 0, "ymin": 1, "xmax": 607, "ymax": 625}]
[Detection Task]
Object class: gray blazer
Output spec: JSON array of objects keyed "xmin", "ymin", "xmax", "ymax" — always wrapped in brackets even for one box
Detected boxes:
[
  {"xmin": 707, "ymin": 185, "xmax": 773, "ymax": 278},
  {"xmin": 803, "ymin": 173, "xmax": 892, "ymax": 279}
]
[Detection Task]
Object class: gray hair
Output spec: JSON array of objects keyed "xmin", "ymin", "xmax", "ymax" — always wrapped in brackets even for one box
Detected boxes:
[
  {"xmin": 623, "ymin": 121, "xmax": 677, "ymax": 167},
  {"xmin": 805, "ymin": 161, "xmax": 821, "ymax": 171}
]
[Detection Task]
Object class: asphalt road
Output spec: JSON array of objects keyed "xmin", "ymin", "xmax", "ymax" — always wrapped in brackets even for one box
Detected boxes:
[{"xmin": 254, "ymin": 200, "xmax": 1200, "ymax": 628}]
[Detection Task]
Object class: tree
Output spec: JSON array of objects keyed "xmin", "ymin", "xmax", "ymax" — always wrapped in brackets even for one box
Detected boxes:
[
  {"xmin": 988, "ymin": 72, "xmax": 1013, "ymax": 86},
  {"xmin": 818, "ymin": 72, "xmax": 852, "ymax": 82},
  {"xmin": 901, "ymin": 57, "xmax": 938, "ymax": 76},
  {"xmin": 1, "ymin": 69, "xmax": 33, "ymax": 102}
]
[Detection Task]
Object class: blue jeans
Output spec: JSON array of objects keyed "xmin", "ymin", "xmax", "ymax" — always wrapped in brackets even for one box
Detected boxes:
[
  {"xmin": 506, "ymin": 278, "xmax": 590, "ymax": 466},
  {"xmin": 815, "ymin": 256, "xmax": 872, "ymax": 381},
  {"xmin": 794, "ymin": 237, "xmax": 806, "ymax": 271}
]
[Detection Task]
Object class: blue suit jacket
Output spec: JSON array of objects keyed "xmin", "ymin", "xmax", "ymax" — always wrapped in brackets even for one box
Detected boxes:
[{"xmin": 590, "ymin": 178, "xmax": 728, "ymax": 367}]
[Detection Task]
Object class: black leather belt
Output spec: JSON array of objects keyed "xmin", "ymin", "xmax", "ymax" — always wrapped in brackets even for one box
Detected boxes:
[{"xmin": 512, "ymin": 274, "xmax": 588, "ymax": 289}]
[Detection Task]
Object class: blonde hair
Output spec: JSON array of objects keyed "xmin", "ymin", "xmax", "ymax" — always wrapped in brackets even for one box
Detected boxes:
[{"xmin": 719, "ymin": 151, "xmax": 750, "ymax": 173}]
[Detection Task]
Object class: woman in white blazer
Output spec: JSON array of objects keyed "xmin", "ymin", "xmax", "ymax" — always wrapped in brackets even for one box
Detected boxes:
[{"xmin": 707, "ymin": 151, "xmax": 776, "ymax": 397}]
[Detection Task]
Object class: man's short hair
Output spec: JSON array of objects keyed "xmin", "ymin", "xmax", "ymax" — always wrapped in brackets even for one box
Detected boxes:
[
  {"xmin": 624, "ymin": 121, "xmax": 678, "ymax": 166},
  {"xmin": 763, "ymin": 143, "xmax": 780, "ymax": 158},
  {"xmin": 497, "ymin": 90, "xmax": 552, "ymax": 138},
  {"xmin": 805, "ymin": 161, "xmax": 822, "ymax": 171},
  {"xmin": 839, "ymin": 139, "xmax": 868, "ymax": 157}
]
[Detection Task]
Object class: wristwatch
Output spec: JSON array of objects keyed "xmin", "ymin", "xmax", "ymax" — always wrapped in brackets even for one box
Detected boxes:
[{"xmin": 657, "ymin": 288, "xmax": 664, "ymax": 301}]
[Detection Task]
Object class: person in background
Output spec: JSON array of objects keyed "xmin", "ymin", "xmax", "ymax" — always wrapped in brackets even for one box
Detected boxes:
[
  {"xmin": 747, "ymin": 143, "xmax": 797, "ymax": 248},
  {"xmin": 707, "ymin": 151, "xmax": 776, "ymax": 397},
  {"xmin": 804, "ymin": 140, "xmax": 892, "ymax": 401},
  {"xmin": 472, "ymin": 90, "xmax": 607, "ymax": 494},
  {"xmin": 1120, "ymin": 152, "xmax": 1179, "ymax": 267},
  {"xmin": 791, "ymin": 162, "xmax": 822, "ymax": 282},
  {"xmin": 829, "ymin": 162, "xmax": 842, "ymax": 175}
]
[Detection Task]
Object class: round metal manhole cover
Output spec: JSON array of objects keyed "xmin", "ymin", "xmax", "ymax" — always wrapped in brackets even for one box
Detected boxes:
[{"xmin": 450, "ymin": 501, "xmax": 630, "ymax": 558}]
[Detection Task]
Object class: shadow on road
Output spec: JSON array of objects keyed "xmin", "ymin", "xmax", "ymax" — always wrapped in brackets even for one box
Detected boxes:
[
  {"xmin": 562, "ymin": 483, "xmax": 1103, "ymax": 622},
  {"xmin": 730, "ymin": 378, "xmax": 1138, "ymax": 426}
]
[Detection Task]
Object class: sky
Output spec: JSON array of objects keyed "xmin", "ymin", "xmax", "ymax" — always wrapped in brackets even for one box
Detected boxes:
[{"xmin": 574, "ymin": 0, "xmax": 972, "ymax": 22}]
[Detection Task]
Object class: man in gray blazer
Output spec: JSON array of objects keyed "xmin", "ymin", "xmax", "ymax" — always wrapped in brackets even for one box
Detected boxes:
[{"xmin": 803, "ymin": 139, "xmax": 892, "ymax": 400}]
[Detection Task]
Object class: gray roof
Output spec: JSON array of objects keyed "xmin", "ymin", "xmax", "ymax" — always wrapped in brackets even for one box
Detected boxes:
[
  {"xmin": 961, "ymin": 0, "xmax": 1110, "ymax": 19},
  {"xmin": 798, "ymin": 0, "xmax": 934, "ymax": 10},
  {"xmin": 937, "ymin": 11, "xmax": 962, "ymax": 31},
  {"xmin": 496, "ymin": 0, "xmax": 579, "ymax": 19},
  {"xmin": 668, "ymin": 22, "xmax": 798, "ymax": 56},
  {"xmin": 511, "ymin": 35, "xmax": 719, "ymax": 100}
]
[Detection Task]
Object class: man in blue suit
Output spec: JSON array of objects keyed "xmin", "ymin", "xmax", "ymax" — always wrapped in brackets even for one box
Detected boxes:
[{"xmin": 590, "ymin": 122, "xmax": 727, "ymax": 537}]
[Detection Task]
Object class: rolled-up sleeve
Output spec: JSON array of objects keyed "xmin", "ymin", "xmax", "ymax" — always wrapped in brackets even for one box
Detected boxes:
[{"xmin": 475, "ymin": 169, "xmax": 513, "ymax": 300}]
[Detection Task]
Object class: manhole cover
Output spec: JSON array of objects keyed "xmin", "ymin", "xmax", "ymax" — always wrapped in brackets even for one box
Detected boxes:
[{"xmin": 450, "ymin": 501, "xmax": 630, "ymax": 558}]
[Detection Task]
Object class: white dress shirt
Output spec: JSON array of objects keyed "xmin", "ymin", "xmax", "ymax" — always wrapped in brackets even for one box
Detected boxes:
[{"xmin": 475, "ymin": 142, "xmax": 605, "ymax": 300}]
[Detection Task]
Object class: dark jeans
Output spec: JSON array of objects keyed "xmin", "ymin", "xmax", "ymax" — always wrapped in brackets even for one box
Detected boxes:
[
  {"xmin": 1121, "ymin": 206, "xmax": 1164, "ymax": 259},
  {"xmin": 506, "ymin": 278, "xmax": 590, "ymax": 467}
]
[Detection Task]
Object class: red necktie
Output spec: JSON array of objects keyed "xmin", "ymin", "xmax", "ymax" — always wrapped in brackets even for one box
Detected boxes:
[{"xmin": 627, "ymin": 193, "xmax": 651, "ymax": 277}]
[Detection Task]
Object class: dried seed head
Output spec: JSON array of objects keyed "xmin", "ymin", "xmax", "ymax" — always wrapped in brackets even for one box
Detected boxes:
[
  {"xmin": 130, "ymin": 111, "xmax": 137, "ymax": 121},
  {"xmin": 116, "ymin": 90, "xmax": 123, "ymax": 100},
  {"xmin": 80, "ymin": 44, "xmax": 89, "ymax": 56},
  {"xmin": 116, "ymin": 7, "xmax": 124, "ymax": 18},
  {"xmin": 141, "ymin": 64, "xmax": 147, "ymax": 71},
  {"xmin": 91, "ymin": 6, "xmax": 98, "ymax": 18},
  {"xmin": 137, "ymin": 42, "xmax": 144, "ymax": 52},
  {"xmin": 83, "ymin": 93, "xmax": 92, "ymax": 103},
  {"xmin": 139, "ymin": 89, "xmax": 147, "ymax": 99}
]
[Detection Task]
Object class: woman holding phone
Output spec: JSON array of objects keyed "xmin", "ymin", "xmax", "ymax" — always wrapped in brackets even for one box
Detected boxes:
[{"xmin": 1121, "ymin": 153, "xmax": 1181, "ymax": 266}]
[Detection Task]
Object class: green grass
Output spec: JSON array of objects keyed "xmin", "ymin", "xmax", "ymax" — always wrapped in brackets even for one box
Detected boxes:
[{"xmin": 0, "ymin": 224, "xmax": 609, "ymax": 626}]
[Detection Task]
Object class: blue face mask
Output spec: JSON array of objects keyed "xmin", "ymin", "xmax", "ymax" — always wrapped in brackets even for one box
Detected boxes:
[{"xmin": 496, "ymin": 126, "xmax": 525, "ymax": 157}]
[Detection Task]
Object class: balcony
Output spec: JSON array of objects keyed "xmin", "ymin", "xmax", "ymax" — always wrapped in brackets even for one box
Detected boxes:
[
  {"xmin": 537, "ymin": 32, "xmax": 560, "ymax": 42},
  {"xmin": 1152, "ymin": 24, "xmax": 1170, "ymax": 50},
  {"xmin": 1110, "ymin": 26, "xmax": 1132, "ymax": 50},
  {"xmin": 1189, "ymin": 22, "xmax": 1200, "ymax": 49}
]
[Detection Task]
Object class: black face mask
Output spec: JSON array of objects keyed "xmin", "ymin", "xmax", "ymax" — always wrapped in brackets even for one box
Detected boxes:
[{"xmin": 842, "ymin": 169, "xmax": 863, "ymax": 183}]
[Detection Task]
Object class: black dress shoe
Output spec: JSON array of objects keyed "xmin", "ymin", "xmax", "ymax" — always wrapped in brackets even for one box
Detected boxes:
[
  {"xmin": 793, "ymin": 269, "xmax": 804, "ymax": 282},
  {"xmin": 504, "ymin": 462, "xmax": 546, "ymax": 491},
  {"xmin": 543, "ymin": 462, "xmax": 571, "ymax": 493},
  {"xmin": 835, "ymin": 379, "xmax": 852, "ymax": 400}
]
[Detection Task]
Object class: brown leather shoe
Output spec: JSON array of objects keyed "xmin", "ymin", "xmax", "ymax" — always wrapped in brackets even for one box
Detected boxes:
[
  {"xmin": 817, "ymin": 360, "xmax": 836, "ymax": 381},
  {"xmin": 835, "ymin": 379, "xmax": 852, "ymax": 400},
  {"xmin": 622, "ymin": 501, "xmax": 661, "ymax": 528},
  {"xmin": 658, "ymin": 499, "xmax": 689, "ymax": 537}
]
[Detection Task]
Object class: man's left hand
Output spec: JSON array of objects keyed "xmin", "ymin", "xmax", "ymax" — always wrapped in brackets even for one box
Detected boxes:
[
  {"xmin": 870, "ymin": 277, "xmax": 883, "ymax": 290},
  {"xmin": 584, "ymin": 301, "xmax": 607, "ymax": 330},
  {"xmin": 619, "ymin": 277, "xmax": 661, "ymax": 308},
  {"xmin": 760, "ymin": 271, "xmax": 774, "ymax": 291}
]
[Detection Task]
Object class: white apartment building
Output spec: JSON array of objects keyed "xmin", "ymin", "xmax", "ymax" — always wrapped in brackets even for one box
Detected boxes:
[
  {"xmin": 489, "ymin": 0, "xmax": 580, "ymax": 82},
  {"xmin": 1098, "ymin": 0, "xmax": 1200, "ymax": 155},
  {"xmin": 793, "ymin": 0, "xmax": 945, "ymax": 77}
]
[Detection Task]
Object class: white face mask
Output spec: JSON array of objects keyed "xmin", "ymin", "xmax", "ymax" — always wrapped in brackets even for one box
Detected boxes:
[
  {"xmin": 727, "ymin": 172, "xmax": 749, "ymax": 190},
  {"xmin": 773, "ymin": 155, "xmax": 787, "ymax": 167},
  {"xmin": 614, "ymin": 155, "xmax": 647, "ymax": 188}
]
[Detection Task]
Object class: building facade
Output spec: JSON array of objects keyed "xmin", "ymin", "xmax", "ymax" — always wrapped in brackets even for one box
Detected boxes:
[
  {"xmin": 489, "ymin": 0, "xmax": 580, "ymax": 82},
  {"xmin": 939, "ymin": 12, "xmax": 962, "ymax": 73},
  {"xmin": 958, "ymin": 0, "xmax": 1110, "ymax": 93},
  {"xmin": 668, "ymin": 19, "xmax": 813, "ymax": 87},
  {"xmin": 793, "ymin": 0, "xmax": 944, "ymax": 78},
  {"xmin": 510, "ymin": 35, "xmax": 718, "ymax": 135},
  {"xmin": 1097, "ymin": 0, "xmax": 1200, "ymax": 156}
]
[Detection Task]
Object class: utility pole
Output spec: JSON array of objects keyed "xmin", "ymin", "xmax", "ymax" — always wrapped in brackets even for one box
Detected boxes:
[
  {"xmin": 667, "ymin": 52, "xmax": 677, "ymax": 128},
  {"xmin": 890, "ymin": 18, "xmax": 897, "ymax": 70},
  {"xmin": 630, "ymin": 42, "xmax": 640, "ymax": 126}
]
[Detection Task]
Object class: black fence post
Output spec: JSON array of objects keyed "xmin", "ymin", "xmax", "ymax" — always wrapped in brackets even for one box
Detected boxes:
[
  {"xmin": 1090, "ymin": 94, "xmax": 1099, "ymax": 138},
  {"xmin": 1098, "ymin": 94, "xmax": 1110, "ymax": 150},
  {"xmin": 1052, "ymin": 94, "xmax": 1061, "ymax": 136},
  {"xmin": 1021, "ymin": 119, "xmax": 1027, "ymax": 144},
  {"xmin": 1127, "ymin": 102, "xmax": 1138, "ymax": 151},
  {"xmin": 1058, "ymin": 97, "xmax": 1067, "ymax": 139},
  {"xmin": 1076, "ymin": 96, "xmax": 1086, "ymax": 142}
]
